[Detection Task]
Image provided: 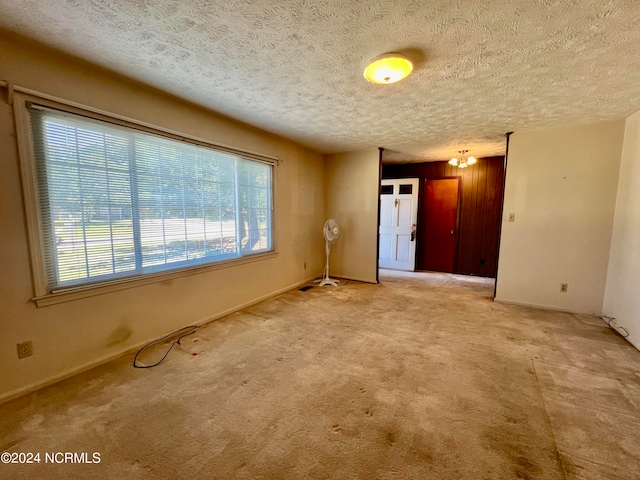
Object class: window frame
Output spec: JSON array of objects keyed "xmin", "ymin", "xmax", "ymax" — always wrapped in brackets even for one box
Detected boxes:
[{"xmin": 13, "ymin": 92, "xmax": 278, "ymax": 307}]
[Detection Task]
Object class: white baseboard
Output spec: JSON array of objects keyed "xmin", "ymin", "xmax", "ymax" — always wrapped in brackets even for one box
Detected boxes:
[
  {"xmin": 623, "ymin": 332, "xmax": 640, "ymax": 351},
  {"xmin": 331, "ymin": 274, "xmax": 378, "ymax": 284},
  {"xmin": 495, "ymin": 298, "xmax": 640, "ymax": 353},
  {"xmin": 494, "ymin": 298, "xmax": 578, "ymax": 314},
  {"xmin": 0, "ymin": 275, "xmax": 320, "ymax": 405}
]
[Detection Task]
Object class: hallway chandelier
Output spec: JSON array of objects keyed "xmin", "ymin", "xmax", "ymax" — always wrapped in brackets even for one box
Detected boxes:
[{"xmin": 448, "ymin": 150, "xmax": 477, "ymax": 169}]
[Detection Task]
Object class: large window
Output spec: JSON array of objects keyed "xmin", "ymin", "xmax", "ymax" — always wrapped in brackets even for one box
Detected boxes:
[{"xmin": 26, "ymin": 103, "xmax": 273, "ymax": 293}]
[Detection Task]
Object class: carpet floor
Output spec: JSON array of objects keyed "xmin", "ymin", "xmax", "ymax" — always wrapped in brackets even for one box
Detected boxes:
[{"xmin": 1, "ymin": 270, "xmax": 639, "ymax": 479}]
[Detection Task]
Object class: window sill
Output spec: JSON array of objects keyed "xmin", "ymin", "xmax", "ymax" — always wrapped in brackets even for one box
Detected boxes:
[{"xmin": 32, "ymin": 251, "xmax": 278, "ymax": 307}]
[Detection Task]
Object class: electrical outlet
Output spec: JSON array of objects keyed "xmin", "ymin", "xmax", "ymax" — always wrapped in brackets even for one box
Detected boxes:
[
  {"xmin": 560, "ymin": 283, "xmax": 568, "ymax": 293},
  {"xmin": 17, "ymin": 341, "xmax": 33, "ymax": 359}
]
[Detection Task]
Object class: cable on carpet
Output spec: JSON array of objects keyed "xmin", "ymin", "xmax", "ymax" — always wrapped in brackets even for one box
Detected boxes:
[
  {"xmin": 133, "ymin": 325, "xmax": 199, "ymax": 368},
  {"xmin": 601, "ymin": 315, "xmax": 629, "ymax": 338}
]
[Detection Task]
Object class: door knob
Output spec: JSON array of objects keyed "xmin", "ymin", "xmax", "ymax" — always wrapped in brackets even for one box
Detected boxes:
[
  {"xmin": 394, "ymin": 198, "xmax": 399, "ymax": 207},
  {"xmin": 450, "ymin": 230, "xmax": 454, "ymax": 235}
]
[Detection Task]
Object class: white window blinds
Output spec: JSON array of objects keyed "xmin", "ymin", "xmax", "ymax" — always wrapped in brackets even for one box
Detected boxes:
[{"xmin": 28, "ymin": 105, "xmax": 273, "ymax": 291}]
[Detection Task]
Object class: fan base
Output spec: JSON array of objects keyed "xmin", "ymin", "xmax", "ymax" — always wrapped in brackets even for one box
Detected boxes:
[{"xmin": 318, "ymin": 277, "xmax": 340, "ymax": 287}]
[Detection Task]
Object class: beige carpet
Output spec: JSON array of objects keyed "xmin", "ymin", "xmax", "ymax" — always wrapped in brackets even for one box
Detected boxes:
[{"xmin": 1, "ymin": 270, "xmax": 639, "ymax": 479}]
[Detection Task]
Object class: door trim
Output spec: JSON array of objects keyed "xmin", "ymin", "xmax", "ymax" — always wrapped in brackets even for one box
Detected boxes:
[
  {"xmin": 376, "ymin": 147, "xmax": 384, "ymax": 283},
  {"xmin": 493, "ymin": 133, "xmax": 512, "ymax": 297}
]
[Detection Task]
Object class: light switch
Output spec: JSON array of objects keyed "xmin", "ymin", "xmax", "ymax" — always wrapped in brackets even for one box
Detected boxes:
[{"xmin": 508, "ymin": 213, "xmax": 515, "ymax": 222}]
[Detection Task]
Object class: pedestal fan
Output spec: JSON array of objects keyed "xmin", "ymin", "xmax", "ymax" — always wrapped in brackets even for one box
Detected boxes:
[{"xmin": 318, "ymin": 218, "xmax": 341, "ymax": 286}]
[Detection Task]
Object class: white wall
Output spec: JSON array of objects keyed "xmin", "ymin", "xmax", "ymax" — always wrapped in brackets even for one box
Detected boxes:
[
  {"xmin": 324, "ymin": 149, "xmax": 380, "ymax": 283},
  {"xmin": 0, "ymin": 33, "xmax": 325, "ymax": 401},
  {"xmin": 602, "ymin": 109, "xmax": 640, "ymax": 349},
  {"xmin": 496, "ymin": 122, "xmax": 624, "ymax": 314}
]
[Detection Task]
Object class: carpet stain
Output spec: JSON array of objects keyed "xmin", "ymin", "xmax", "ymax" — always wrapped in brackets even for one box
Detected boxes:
[
  {"xmin": 0, "ymin": 437, "xmax": 25, "ymax": 451},
  {"xmin": 513, "ymin": 454, "xmax": 539, "ymax": 479}
]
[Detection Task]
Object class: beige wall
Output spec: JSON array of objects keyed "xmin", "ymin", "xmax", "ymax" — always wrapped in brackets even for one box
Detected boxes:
[
  {"xmin": 324, "ymin": 149, "xmax": 380, "ymax": 283},
  {"xmin": 0, "ymin": 33, "xmax": 325, "ymax": 401},
  {"xmin": 495, "ymin": 122, "xmax": 624, "ymax": 314},
  {"xmin": 603, "ymin": 109, "xmax": 640, "ymax": 350}
]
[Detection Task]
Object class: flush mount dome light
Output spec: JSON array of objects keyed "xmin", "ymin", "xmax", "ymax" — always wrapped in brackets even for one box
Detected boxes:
[{"xmin": 363, "ymin": 53, "xmax": 413, "ymax": 84}]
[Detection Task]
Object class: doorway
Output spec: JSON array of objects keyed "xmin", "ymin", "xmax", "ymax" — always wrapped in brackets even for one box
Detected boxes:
[
  {"xmin": 419, "ymin": 178, "xmax": 460, "ymax": 273},
  {"xmin": 381, "ymin": 156, "xmax": 505, "ymax": 278}
]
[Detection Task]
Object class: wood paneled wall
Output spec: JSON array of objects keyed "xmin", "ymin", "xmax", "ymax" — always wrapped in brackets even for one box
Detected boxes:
[{"xmin": 382, "ymin": 156, "xmax": 505, "ymax": 277}]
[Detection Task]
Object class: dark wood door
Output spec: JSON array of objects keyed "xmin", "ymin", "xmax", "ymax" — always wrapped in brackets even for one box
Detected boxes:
[{"xmin": 421, "ymin": 178, "xmax": 459, "ymax": 272}]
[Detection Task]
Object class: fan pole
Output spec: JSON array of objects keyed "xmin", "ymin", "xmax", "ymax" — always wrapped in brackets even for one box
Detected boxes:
[{"xmin": 319, "ymin": 239, "xmax": 339, "ymax": 287}]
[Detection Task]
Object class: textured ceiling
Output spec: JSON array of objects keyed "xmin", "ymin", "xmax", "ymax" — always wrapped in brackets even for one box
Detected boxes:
[{"xmin": 2, "ymin": 1, "xmax": 640, "ymax": 162}]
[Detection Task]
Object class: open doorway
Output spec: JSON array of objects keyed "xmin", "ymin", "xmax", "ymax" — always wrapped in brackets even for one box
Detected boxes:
[{"xmin": 378, "ymin": 155, "xmax": 505, "ymax": 278}]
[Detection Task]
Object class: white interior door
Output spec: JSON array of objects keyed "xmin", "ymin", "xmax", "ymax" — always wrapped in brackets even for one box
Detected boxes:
[{"xmin": 379, "ymin": 178, "xmax": 419, "ymax": 271}]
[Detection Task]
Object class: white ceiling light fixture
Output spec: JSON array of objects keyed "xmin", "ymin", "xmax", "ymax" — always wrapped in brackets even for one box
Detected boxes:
[
  {"xmin": 363, "ymin": 53, "xmax": 413, "ymax": 84},
  {"xmin": 448, "ymin": 150, "xmax": 477, "ymax": 168}
]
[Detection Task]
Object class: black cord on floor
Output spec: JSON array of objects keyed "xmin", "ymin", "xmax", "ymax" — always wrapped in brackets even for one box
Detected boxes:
[
  {"xmin": 133, "ymin": 325, "xmax": 199, "ymax": 368},
  {"xmin": 601, "ymin": 315, "xmax": 629, "ymax": 338}
]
